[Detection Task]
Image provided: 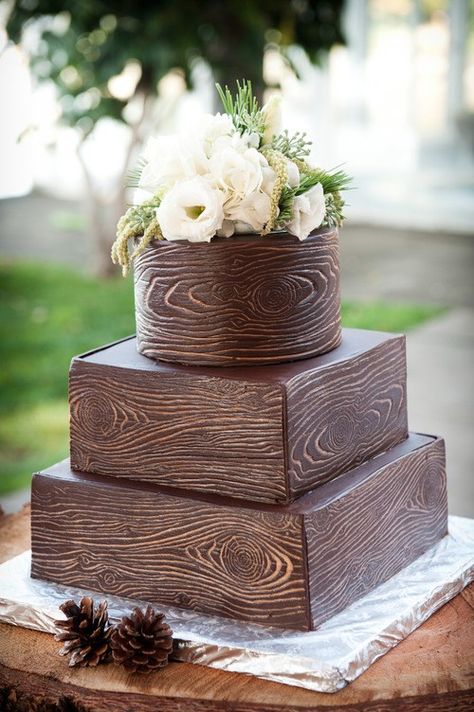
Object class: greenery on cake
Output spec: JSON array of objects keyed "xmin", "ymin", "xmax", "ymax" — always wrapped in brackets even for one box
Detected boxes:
[{"xmin": 111, "ymin": 80, "xmax": 351, "ymax": 274}]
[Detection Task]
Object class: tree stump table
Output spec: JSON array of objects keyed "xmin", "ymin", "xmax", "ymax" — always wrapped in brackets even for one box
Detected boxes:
[{"xmin": 0, "ymin": 505, "xmax": 473, "ymax": 711}]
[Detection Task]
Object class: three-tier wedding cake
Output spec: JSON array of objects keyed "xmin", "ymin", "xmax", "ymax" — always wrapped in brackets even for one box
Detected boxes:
[{"xmin": 30, "ymin": 83, "xmax": 448, "ymax": 632}]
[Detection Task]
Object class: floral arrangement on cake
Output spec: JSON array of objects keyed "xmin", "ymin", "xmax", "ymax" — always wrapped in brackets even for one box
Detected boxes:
[{"xmin": 112, "ymin": 81, "xmax": 351, "ymax": 275}]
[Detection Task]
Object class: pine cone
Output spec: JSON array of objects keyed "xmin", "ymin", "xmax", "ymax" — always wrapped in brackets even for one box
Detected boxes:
[
  {"xmin": 111, "ymin": 605, "xmax": 173, "ymax": 674},
  {"xmin": 55, "ymin": 597, "xmax": 112, "ymax": 668}
]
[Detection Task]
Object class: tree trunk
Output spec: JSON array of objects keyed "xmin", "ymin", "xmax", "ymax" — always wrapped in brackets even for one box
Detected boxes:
[
  {"xmin": 77, "ymin": 147, "xmax": 116, "ymax": 278},
  {"xmin": 76, "ymin": 93, "xmax": 153, "ymax": 278}
]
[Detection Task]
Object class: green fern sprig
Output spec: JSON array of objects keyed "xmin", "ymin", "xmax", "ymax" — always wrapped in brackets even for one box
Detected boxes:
[
  {"xmin": 216, "ymin": 80, "xmax": 266, "ymax": 138},
  {"xmin": 296, "ymin": 166, "xmax": 352, "ymax": 196}
]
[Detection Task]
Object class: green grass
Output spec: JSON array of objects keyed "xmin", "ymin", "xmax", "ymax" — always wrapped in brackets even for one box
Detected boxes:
[
  {"xmin": 0, "ymin": 259, "xmax": 135, "ymax": 495},
  {"xmin": 0, "ymin": 259, "xmax": 446, "ymax": 496},
  {"xmin": 341, "ymin": 301, "xmax": 445, "ymax": 333}
]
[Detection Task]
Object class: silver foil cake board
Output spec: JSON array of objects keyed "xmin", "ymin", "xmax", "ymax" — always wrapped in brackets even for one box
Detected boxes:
[{"xmin": 0, "ymin": 515, "xmax": 473, "ymax": 693}]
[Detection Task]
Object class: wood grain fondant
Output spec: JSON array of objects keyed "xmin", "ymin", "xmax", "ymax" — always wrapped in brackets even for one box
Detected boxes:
[
  {"xmin": 305, "ymin": 436, "xmax": 448, "ymax": 627},
  {"xmin": 286, "ymin": 333, "xmax": 408, "ymax": 497},
  {"xmin": 70, "ymin": 361, "xmax": 287, "ymax": 502},
  {"xmin": 31, "ymin": 434, "xmax": 447, "ymax": 631},
  {"xmin": 69, "ymin": 330, "xmax": 408, "ymax": 504},
  {"xmin": 31, "ymin": 464, "xmax": 309, "ymax": 630},
  {"xmin": 133, "ymin": 228, "xmax": 341, "ymax": 366}
]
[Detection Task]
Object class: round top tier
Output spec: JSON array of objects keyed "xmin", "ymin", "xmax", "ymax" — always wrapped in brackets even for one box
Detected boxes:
[{"xmin": 134, "ymin": 227, "xmax": 341, "ymax": 367}]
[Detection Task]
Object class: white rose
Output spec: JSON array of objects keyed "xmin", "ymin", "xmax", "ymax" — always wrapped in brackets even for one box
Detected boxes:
[
  {"xmin": 286, "ymin": 183, "xmax": 326, "ymax": 240},
  {"xmin": 139, "ymin": 134, "xmax": 208, "ymax": 195},
  {"xmin": 261, "ymin": 94, "xmax": 282, "ymax": 145},
  {"xmin": 156, "ymin": 177, "xmax": 224, "ymax": 243}
]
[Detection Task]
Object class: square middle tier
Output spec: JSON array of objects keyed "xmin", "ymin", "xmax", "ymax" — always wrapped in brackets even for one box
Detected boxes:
[{"xmin": 69, "ymin": 328, "xmax": 408, "ymax": 504}]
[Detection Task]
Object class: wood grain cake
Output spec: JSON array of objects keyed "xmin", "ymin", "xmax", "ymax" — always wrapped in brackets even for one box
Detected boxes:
[
  {"xmin": 31, "ymin": 434, "xmax": 447, "ymax": 631},
  {"xmin": 69, "ymin": 329, "xmax": 408, "ymax": 504},
  {"xmin": 134, "ymin": 228, "xmax": 341, "ymax": 366}
]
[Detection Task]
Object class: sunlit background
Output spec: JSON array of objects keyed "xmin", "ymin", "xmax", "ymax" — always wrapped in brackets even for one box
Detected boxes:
[
  {"xmin": 2, "ymin": 1, "xmax": 473, "ymax": 224},
  {"xmin": 1, "ymin": 0, "xmax": 473, "ymax": 515}
]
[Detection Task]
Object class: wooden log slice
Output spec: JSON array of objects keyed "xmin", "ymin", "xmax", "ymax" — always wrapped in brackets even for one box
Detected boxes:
[
  {"xmin": 134, "ymin": 228, "xmax": 341, "ymax": 366},
  {"xmin": 2, "ymin": 506, "xmax": 474, "ymax": 711}
]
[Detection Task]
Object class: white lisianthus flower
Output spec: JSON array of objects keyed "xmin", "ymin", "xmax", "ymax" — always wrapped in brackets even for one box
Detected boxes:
[
  {"xmin": 286, "ymin": 159, "xmax": 300, "ymax": 188},
  {"xmin": 261, "ymin": 94, "xmax": 282, "ymax": 145},
  {"xmin": 195, "ymin": 113, "xmax": 235, "ymax": 157},
  {"xmin": 240, "ymin": 131, "xmax": 260, "ymax": 149},
  {"xmin": 225, "ymin": 161, "xmax": 276, "ymax": 232},
  {"xmin": 262, "ymin": 163, "xmax": 277, "ymax": 196},
  {"xmin": 216, "ymin": 219, "xmax": 235, "ymax": 238},
  {"xmin": 226, "ymin": 191, "xmax": 272, "ymax": 232},
  {"xmin": 218, "ymin": 153, "xmax": 276, "ymax": 233},
  {"xmin": 209, "ymin": 148, "xmax": 277, "ymax": 232},
  {"xmin": 210, "ymin": 127, "xmax": 256, "ymax": 159},
  {"xmin": 286, "ymin": 183, "xmax": 326, "ymax": 241},
  {"xmin": 210, "ymin": 146, "xmax": 264, "ymax": 207},
  {"xmin": 156, "ymin": 177, "xmax": 225, "ymax": 243},
  {"xmin": 139, "ymin": 134, "xmax": 208, "ymax": 195}
]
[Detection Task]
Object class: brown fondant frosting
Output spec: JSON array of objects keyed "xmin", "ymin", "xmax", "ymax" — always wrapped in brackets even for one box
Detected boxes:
[
  {"xmin": 69, "ymin": 329, "xmax": 408, "ymax": 503},
  {"xmin": 28, "ymin": 211, "xmax": 450, "ymax": 634},
  {"xmin": 134, "ymin": 227, "xmax": 341, "ymax": 366},
  {"xmin": 31, "ymin": 434, "xmax": 448, "ymax": 631}
]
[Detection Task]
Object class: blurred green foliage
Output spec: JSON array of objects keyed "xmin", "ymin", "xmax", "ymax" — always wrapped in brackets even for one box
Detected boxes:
[
  {"xmin": 7, "ymin": 1, "xmax": 345, "ymax": 133},
  {"xmin": 0, "ymin": 259, "xmax": 445, "ymax": 496}
]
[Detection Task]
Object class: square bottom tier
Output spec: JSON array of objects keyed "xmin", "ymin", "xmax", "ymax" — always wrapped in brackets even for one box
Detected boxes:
[{"xmin": 31, "ymin": 433, "xmax": 448, "ymax": 631}]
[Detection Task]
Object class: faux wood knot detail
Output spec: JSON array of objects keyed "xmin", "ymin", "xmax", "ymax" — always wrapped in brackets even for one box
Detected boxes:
[
  {"xmin": 217, "ymin": 533, "xmax": 293, "ymax": 586},
  {"xmin": 75, "ymin": 392, "xmax": 116, "ymax": 438}
]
